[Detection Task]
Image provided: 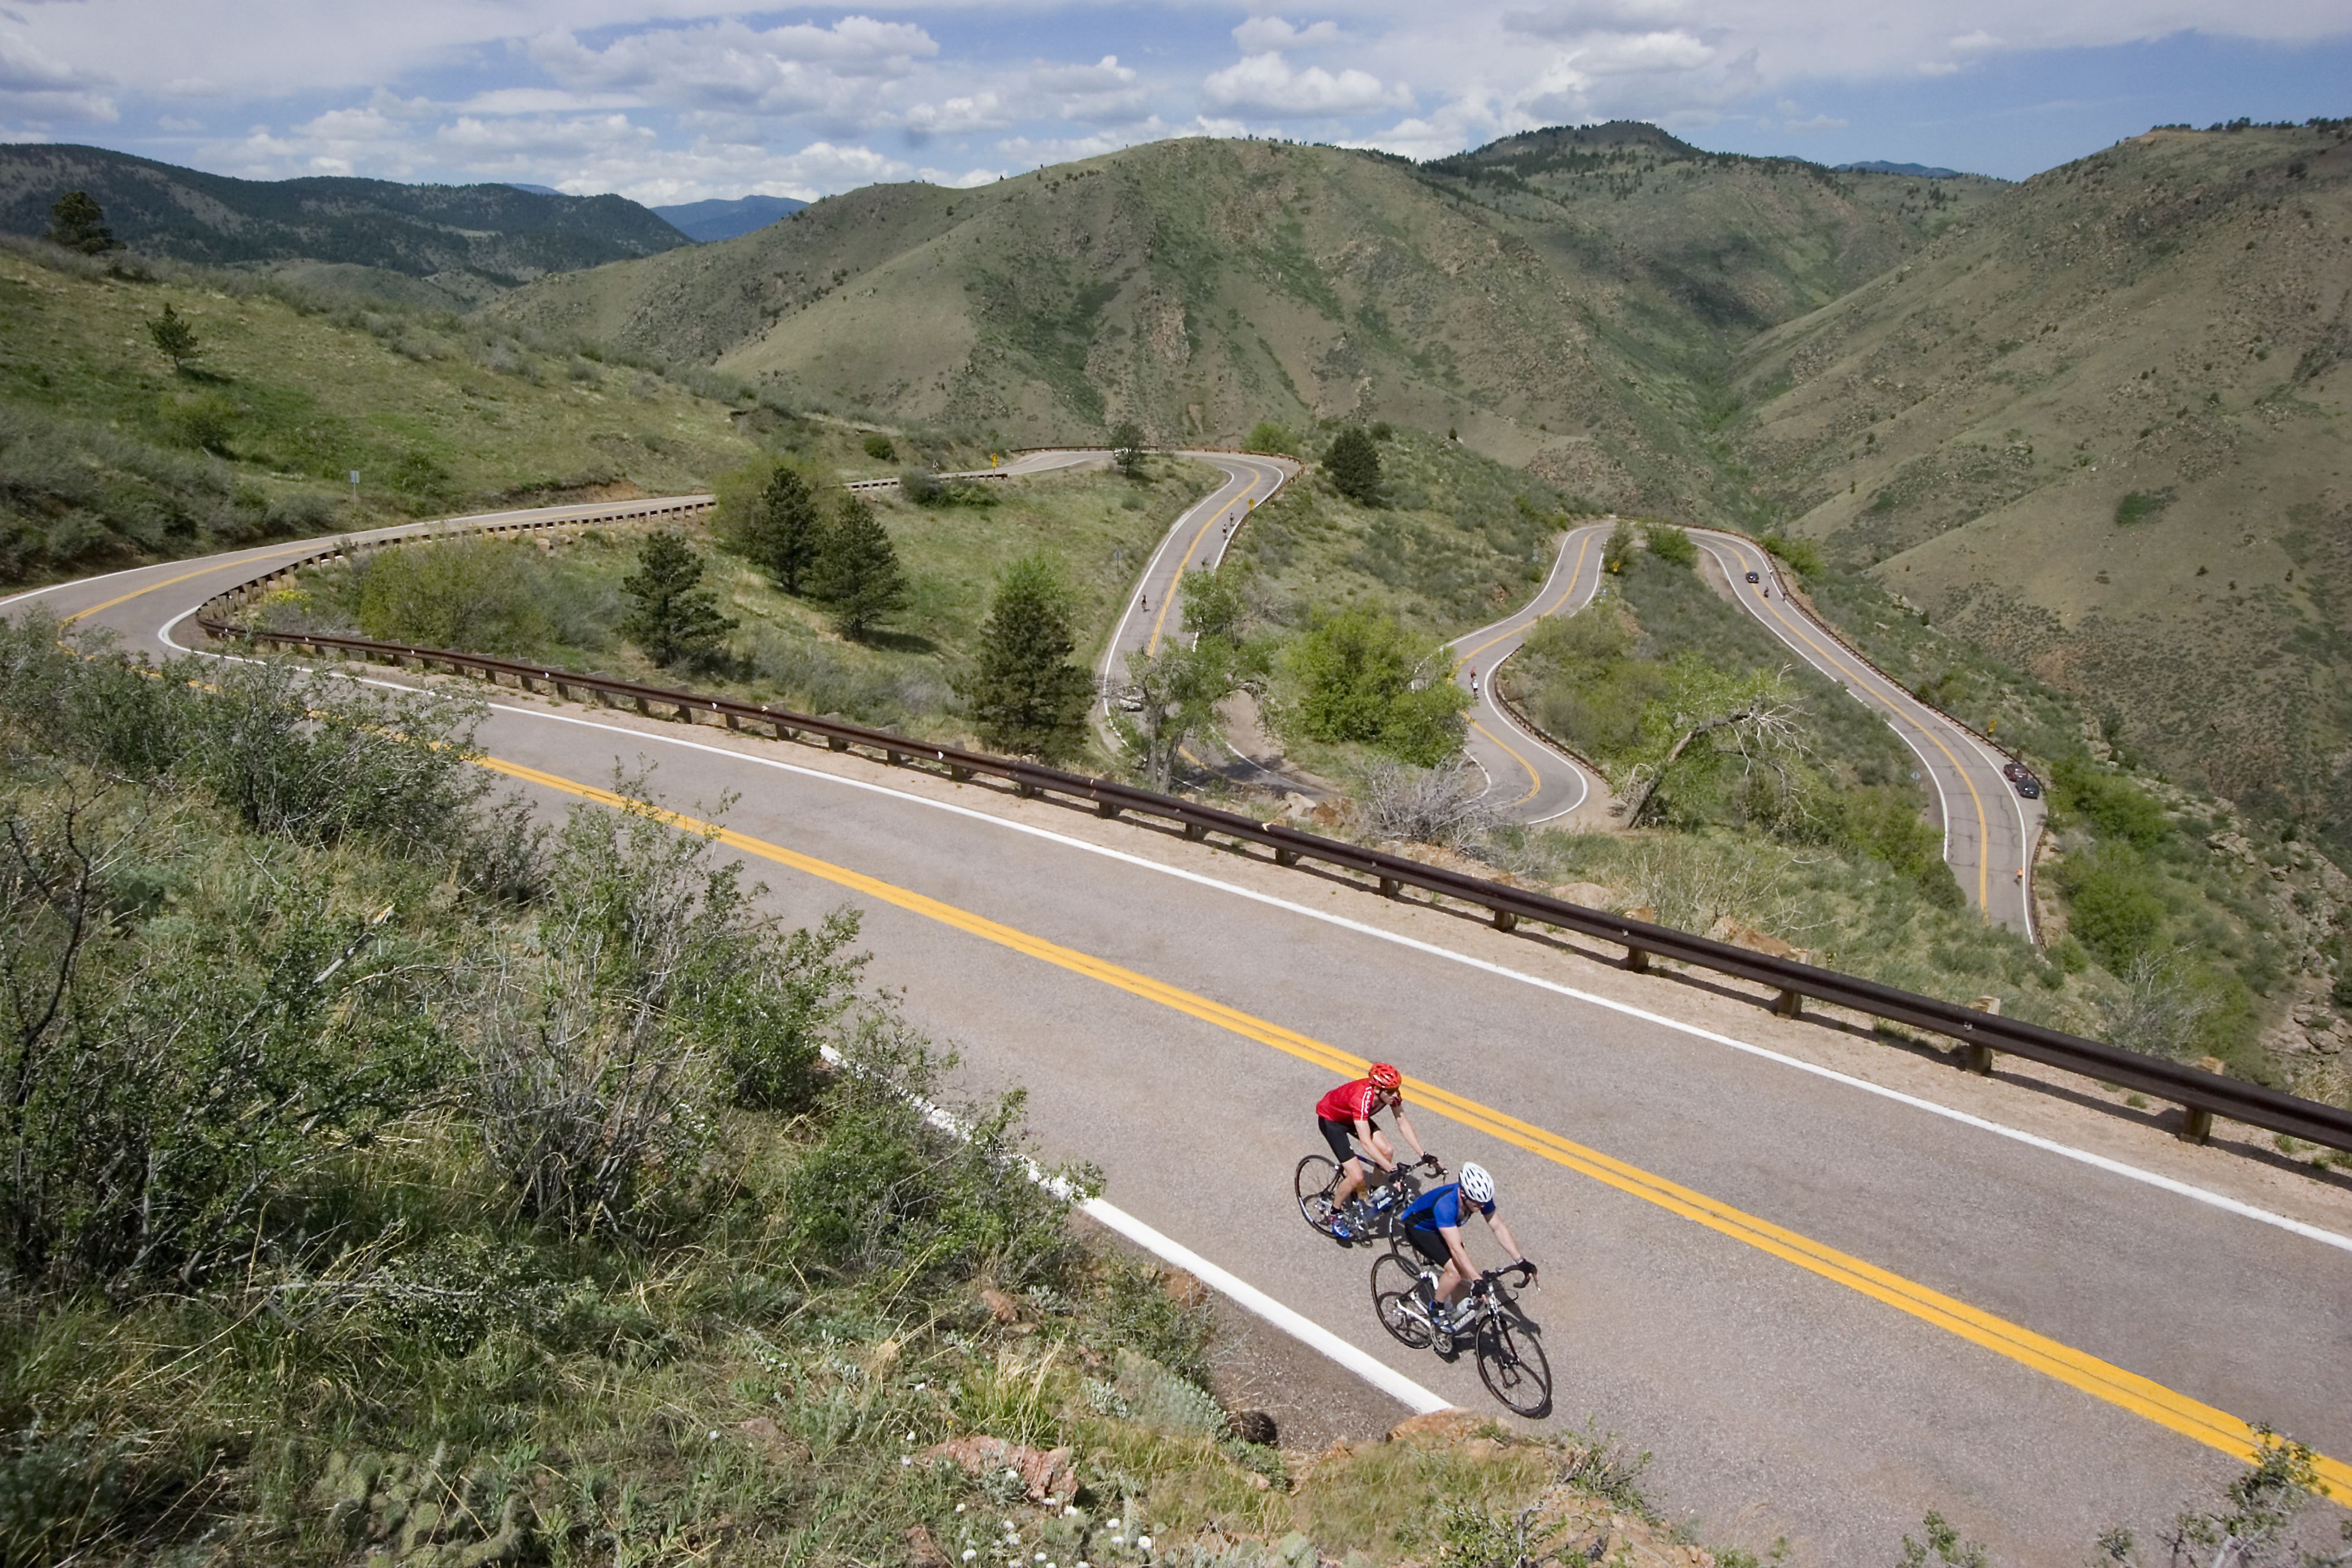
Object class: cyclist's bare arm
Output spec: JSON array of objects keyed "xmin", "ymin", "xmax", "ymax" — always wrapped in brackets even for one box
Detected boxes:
[
  {"xmin": 1392, "ymin": 1107, "xmax": 1431, "ymax": 1164},
  {"xmin": 1438, "ymin": 1222, "xmax": 1478, "ymax": 1280},
  {"xmin": 1352, "ymin": 1115, "xmax": 1396, "ymax": 1171},
  {"xmin": 1485, "ymin": 1212, "xmax": 1527, "ymax": 1266}
]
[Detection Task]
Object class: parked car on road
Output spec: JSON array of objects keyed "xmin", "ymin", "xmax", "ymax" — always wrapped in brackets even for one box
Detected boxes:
[
  {"xmin": 2014, "ymin": 777, "xmax": 2042, "ymax": 800},
  {"xmin": 2002, "ymin": 761, "xmax": 2030, "ymax": 783},
  {"xmin": 1744, "ymin": 570, "xmax": 1760, "ymax": 584}
]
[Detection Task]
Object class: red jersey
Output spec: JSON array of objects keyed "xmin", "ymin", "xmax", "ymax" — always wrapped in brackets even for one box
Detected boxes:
[{"xmin": 1316, "ymin": 1078, "xmax": 1395, "ymax": 1124}]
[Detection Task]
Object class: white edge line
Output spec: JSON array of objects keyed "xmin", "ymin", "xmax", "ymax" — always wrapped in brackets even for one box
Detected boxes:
[
  {"xmin": 1078, "ymin": 1198, "xmax": 1451, "ymax": 1413},
  {"xmin": 1452, "ymin": 525, "xmax": 1606, "ymax": 815},
  {"xmin": 153, "ymin": 604, "xmax": 2352, "ymax": 1262}
]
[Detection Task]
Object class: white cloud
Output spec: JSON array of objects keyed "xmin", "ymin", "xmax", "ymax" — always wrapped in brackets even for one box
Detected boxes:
[
  {"xmin": 0, "ymin": 29, "xmax": 114, "ymax": 122},
  {"xmin": 1028, "ymin": 54, "xmax": 1149, "ymax": 124},
  {"xmin": 1503, "ymin": 0, "xmax": 1688, "ymax": 39},
  {"xmin": 1202, "ymin": 52, "xmax": 1411, "ymax": 116},
  {"xmin": 530, "ymin": 16, "xmax": 938, "ymax": 119},
  {"xmin": 1782, "ymin": 112, "xmax": 1846, "ymax": 131},
  {"xmin": 1916, "ymin": 60, "xmax": 1963, "ymax": 75},
  {"xmin": 903, "ymin": 91, "xmax": 1014, "ymax": 136},
  {"xmin": 1232, "ymin": 17, "xmax": 1342, "ymax": 52},
  {"xmin": 1949, "ymin": 29, "xmax": 2001, "ymax": 51}
]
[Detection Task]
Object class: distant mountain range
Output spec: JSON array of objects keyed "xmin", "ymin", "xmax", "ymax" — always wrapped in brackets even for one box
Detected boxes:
[
  {"xmin": 0, "ymin": 145, "xmax": 690, "ymax": 296},
  {"xmin": 1836, "ymin": 160, "xmax": 1966, "ymax": 178},
  {"xmin": 650, "ymin": 194, "xmax": 810, "ymax": 242}
]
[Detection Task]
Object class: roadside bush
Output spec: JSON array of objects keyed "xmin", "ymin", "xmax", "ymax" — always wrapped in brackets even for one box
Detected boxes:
[
  {"xmin": 2052, "ymin": 755, "xmax": 2171, "ymax": 848},
  {"xmin": 353, "ymin": 536, "xmax": 555, "ymax": 654},
  {"xmin": 863, "ymin": 433, "xmax": 896, "ymax": 461},
  {"xmin": 1352, "ymin": 759, "xmax": 1496, "ymax": 848},
  {"xmin": 1245, "ymin": 420, "xmax": 1299, "ymax": 457},
  {"xmin": 2054, "ymin": 845, "xmax": 2166, "ymax": 971},
  {"xmin": 1835, "ymin": 784, "xmax": 1957, "ymax": 902},
  {"xmin": 1643, "ymin": 521, "xmax": 1696, "ymax": 567},
  {"xmin": 1281, "ymin": 607, "xmax": 1468, "ymax": 765},
  {"xmin": 1760, "ymin": 534, "xmax": 1822, "ymax": 577}
]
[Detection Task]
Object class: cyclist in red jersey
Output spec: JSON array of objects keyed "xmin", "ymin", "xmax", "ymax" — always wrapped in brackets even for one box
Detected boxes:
[{"xmin": 1315, "ymin": 1063, "xmax": 1437, "ymax": 1232}]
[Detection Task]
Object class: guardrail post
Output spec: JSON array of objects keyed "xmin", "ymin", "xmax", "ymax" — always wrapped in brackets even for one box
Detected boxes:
[
  {"xmin": 1096, "ymin": 800, "xmax": 1119, "ymax": 819},
  {"xmin": 1962, "ymin": 997, "xmax": 1999, "ymax": 1075},
  {"xmin": 1494, "ymin": 911, "xmax": 1518, "ymax": 933},
  {"xmin": 633, "ymin": 696, "xmax": 652, "ymax": 717},
  {"xmin": 1275, "ymin": 847, "xmax": 1299, "ymax": 866},
  {"xmin": 949, "ymin": 765, "xmax": 972, "ymax": 782},
  {"xmin": 724, "ymin": 711, "xmax": 740, "ymax": 731},
  {"xmin": 1773, "ymin": 988, "xmax": 1802, "ymax": 1019},
  {"xmin": 2177, "ymin": 1106, "xmax": 2214, "ymax": 1145},
  {"xmin": 1184, "ymin": 823, "xmax": 1207, "ymax": 841},
  {"xmin": 1378, "ymin": 875, "xmax": 1400, "ymax": 897},
  {"xmin": 1623, "ymin": 945, "xmax": 1650, "ymax": 973},
  {"xmin": 828, "ymin": 735, "xmax": 848, "ymax": 753},
  {"xmin": 888, "ymin": 749, "xmax": 906, "ymax": 766}
]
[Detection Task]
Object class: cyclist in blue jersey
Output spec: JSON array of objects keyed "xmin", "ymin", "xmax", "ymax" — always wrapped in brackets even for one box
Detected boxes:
[{"xmin": 1396, "ymin": 1162, "xmax": 1533, "ymax": 1335}]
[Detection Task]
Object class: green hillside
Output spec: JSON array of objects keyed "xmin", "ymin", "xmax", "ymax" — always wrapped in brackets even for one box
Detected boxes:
[
  {"xmin": 486, "ymin": 127, "xmax": 1989, "ymax": 521},
  {"xmin": 1728, "ymin": 122, "xmax": 2352, "ymax": 844},
  {"xmin": 0, "ymin": 236, "xmax": 757, "ymax": 584},
  {"xmin": 0, "ymin": 144, "xmax": 690, "ymax": 303}
]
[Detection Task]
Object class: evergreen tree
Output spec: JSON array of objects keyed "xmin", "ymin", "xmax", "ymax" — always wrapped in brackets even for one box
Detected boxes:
[
  {"xmin": 962, "ymin": 554, "xmax": 1091, "ymax": 761},
  {"xmin": 44, "ymin": 190, "xmax": 116, "ymax": 255},
  {"xmin": 1323, "ymin": 426, "xmax": 1381, "ymax": 505},
  {"xmin": 147, "ymin": 303, "xmax": 201, "ymax": 373},
  {"xmin": 734, "ymin": 465, "xmax": 824, "ymax": 593},
  {"xmin": 1109, "ymin": 419, "xmax": 1147, "ymax": 479},
  {"xmin": 810, "ymin": 495, "xmax": 908, "ymax": 640},
  {"xmin": 619, "ymin": 529, "xmax": 736, "ymax": 667}
]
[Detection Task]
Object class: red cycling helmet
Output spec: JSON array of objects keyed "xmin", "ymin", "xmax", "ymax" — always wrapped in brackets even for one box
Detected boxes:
[{"xmin": 1366, "ymin": 1062, "xmax": 1402, "ymax": 1091}]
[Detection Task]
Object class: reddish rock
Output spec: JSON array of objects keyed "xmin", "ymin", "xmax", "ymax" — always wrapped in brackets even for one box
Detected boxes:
[
  {"xmin": 979, "ymin": 1286, "xmax": 1020, "ymax": 1323},
  {"xmin": 920, "ymin": 1436, "xmax": 1078, "ymax": 1504}
]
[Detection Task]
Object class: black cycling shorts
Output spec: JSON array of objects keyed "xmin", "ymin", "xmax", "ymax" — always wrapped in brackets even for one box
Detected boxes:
[
  {"xmin": 1318, "ymin": 1114, "xmax": 1368, "ymax": 1166},
  {"xmin": 1401, "ymin": 1222, "xmax": 1450, "ymax": 1268}
]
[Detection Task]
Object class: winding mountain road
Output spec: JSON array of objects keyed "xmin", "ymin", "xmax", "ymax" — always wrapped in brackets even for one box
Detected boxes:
[
  {"xmin": 9, "ymin": 498, "xmax": 2347, "ymax": 1566},
  {"xmin": 1445, "ymin": 522, "xmax": 1614, "ymax": 827},
  {"xmin": 1690, "ymin": 530, "xmax": 2044, "ymax": 936}
]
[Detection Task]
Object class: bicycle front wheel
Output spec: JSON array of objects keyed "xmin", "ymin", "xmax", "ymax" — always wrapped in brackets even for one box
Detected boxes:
[
  {"xmin": 1475, "ymin": 1306, "xmax": 1552, "ymax": 1418},
  {"xmin": 1369, "ymin": 1248, "xmax": 1436, "ymax": 1349},
  {"xmin": 1295, "ymin": 1155, "xmax": 1343, "ymax": 1239}
]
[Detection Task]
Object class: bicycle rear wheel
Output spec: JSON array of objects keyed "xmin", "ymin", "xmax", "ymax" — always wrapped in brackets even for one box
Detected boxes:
[
  {"xmin": 1475, "ymin": 1306, "xmax": 1552, "ymax": 1418},
  {"xmin": 1369, "ymin": 1248, "xmax": 1435, "ymax": 1349},
  {"xmin": 1294, "ymin": 1155, "xmax": 1343, "ymax": 1239}
]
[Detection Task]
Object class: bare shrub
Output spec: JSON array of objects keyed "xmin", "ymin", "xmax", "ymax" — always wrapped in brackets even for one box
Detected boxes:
[
  {"xmin": 1621, "ymin": 835, "xmax": 1798, "ymax": 936},
  {"xmin": 1351, "ymin": 759, "xmax": 1498, "ymax": 850},
  {"xmin": 2100, "ymin": 950, "xmax": 2220, "ymax": 1061}
]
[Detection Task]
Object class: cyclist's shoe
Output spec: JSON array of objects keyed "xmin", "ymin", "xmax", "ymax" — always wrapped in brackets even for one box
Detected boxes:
[{"xmin": 1329, "ymin": 1212, "xmax": 1355, "ymax": 1242}]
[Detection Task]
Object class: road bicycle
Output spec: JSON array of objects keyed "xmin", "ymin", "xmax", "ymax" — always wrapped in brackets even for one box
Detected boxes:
[
  {"xmin": 1370, "ymin": 1251, "xmax": 1551, "ymax": 1417},
  {"xmin": 1293, "ymin": 1150, "xmax": 1439, "ymax": 1245}
]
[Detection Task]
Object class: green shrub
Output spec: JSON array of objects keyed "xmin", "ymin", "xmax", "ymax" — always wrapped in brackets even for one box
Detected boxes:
[
  {"xmin": 863, "ymin": 433, "xmax": 896, "ymax": 460},
  {"xmin": 161, "ymin": 391, "xmax": 238, "ymax": 454},
  {"xmin": 353, "ymin": 536, "xmax": 555, "ymax": 654},
  {"xmin": 1643, "ymin": 521, "xmax": 1696, "ymax": 567},
  {"xmin": 2051, "ymin": 755, "xmax": 2171, "ymax": 848},
  {"xmin": 2114, "ymin": 489, "xmax": 2173, "ymax": 526},
  {"xmin": 1245, "ymin": 420, "xmax": 1299, "ymax": 456},
  {"xmin": 1281, "ymin": 607, "xmax": 1468, "ymax": 765},
  {"xmin": 1760, "ymin": 533, "xmax": 1822, "ymax": 577},
  {"xmin": 2055, "ymin": 845, "xmax": 2166, "ymax": 971}
]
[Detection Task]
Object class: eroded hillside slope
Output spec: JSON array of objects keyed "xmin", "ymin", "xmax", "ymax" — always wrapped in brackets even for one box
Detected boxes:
[{"xmin": 1731, "ymin": 123, "xmax": 2352, "ymax": 838}]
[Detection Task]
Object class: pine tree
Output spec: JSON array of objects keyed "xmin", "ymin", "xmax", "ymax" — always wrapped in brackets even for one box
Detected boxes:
[
  {"xmin": 619, "ymin": 529, "xmax": 736, "ymax": 667},
  {"xmin": 44, "ymin": 190, "xmax": 116, "ymax": 255},
  {"xmin": 1323, "ymin": 426, "xmax": 1381, "ymax": 505},
  {"xmin": 147, "ymin": 303, "xmax": 201, "ymax": 373},
  {"xmin": 810, "ymin": 495, "xmax": 908, "ymax": 640},
  {"xmin": 734, "ymin": 465, "xmax": 824, "ymax": 593},
  {"xmin": 962, "ymin": 554, "xmax": 1092, "ymax": 761},
  {"xmin": 1109, "ymin": 419, "xmax": 1147, "ymax": 479}
]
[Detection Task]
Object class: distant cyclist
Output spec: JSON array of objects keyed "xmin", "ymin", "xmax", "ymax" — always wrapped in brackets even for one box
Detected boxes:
[
  {"xmin": 1398, "ymin": 1162, "xmax": 1534, "ymax": 1335},
  {"xmin": 1314, "ymin": 1064, "xmax": 1438, "ymax": 1238}
]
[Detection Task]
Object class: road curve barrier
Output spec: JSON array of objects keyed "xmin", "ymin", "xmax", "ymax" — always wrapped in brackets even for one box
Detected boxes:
[{"xmin": 178, "ymin": 522, "xmax": 2352, "ymax": 1161}]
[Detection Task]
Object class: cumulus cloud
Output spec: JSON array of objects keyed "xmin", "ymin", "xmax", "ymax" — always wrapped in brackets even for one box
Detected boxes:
[
  {"xmin": 1028, "ymin": 54, "xmax": 1148, "ymax": 124},
  {"xmin": 0, "ymin": 30, "xmax": 114, "ymax": 122},
  {"xmin": 1202, "ymin": 52, "xmax": 1411, "ymax": 116},
  {"xmin": 531, "ymin": 16, "xmax": 938, "ymax": 119},
  {"xmin": 1232, "ymin": 17, "xmax": 1342, "ymax": 52},
  {"xmin": 1502, "ymin": 0, "xmax": 1688, "ymax": 39}
]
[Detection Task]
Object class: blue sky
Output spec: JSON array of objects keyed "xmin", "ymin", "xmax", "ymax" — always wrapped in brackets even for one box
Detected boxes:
[{"xmin": 2, "ymin": 2, "xmax": 2345, "ymax": 202}]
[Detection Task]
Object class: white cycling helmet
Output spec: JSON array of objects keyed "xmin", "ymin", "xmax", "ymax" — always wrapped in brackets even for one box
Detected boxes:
[{"xmin": 1458, "ymin": 1162, "xmax": 1495, "ymax": 1204}]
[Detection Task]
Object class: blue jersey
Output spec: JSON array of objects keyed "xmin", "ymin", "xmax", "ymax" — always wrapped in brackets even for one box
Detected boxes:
[{"xmin": 1402, "ymin": 1182, "xmax": 1492, "ymax": 1233}]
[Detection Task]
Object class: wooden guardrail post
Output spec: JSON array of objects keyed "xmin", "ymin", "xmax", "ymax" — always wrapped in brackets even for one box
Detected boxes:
[
  {"xmin": 1379, "ymin": 875, "xmax": 1401, "ymax": 897},
  {"xmin": 2177, "ymin": 1105, "xmax": 2214, "ymax": 1145},
  {"xmin": 1624, "ymin": 945, "xmax": 1650, "ymax": 973},
  {"xmin": 1494, "ymin": 911, "xmax": 1518, "ymax": 933},
  {"xmin": 1184, "ymin": 822, "xmax": 1207, "ymax": 841},
  {"xmin": 1962, "ymin": 997, "xmax": 1999, "ymax": 1075},
  {"xmin": 1773, "ymin": 988, "xmax": 1802, "ymax": 1019}
]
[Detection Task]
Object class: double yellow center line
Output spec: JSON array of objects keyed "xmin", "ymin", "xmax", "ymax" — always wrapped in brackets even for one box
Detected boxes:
[{"xmin": 479, "ymin": 753, "xmax": 2346, "ymax": 1497}]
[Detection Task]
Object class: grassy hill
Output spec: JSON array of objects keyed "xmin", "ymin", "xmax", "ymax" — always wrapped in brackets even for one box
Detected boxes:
[
  {"xmin": 1728, "ymin": 122, "xmax": 2352, "ymax": 847},
  {"xmin": 0, "ymin": 236, "xmax": 757, "ymax": 584},
  {"xmin": 486, "ymin": 127, "xmax": 1991, "ymax": 520},
  {"xmin": 0, "ymin": 144, "xmax": 689, "ymax": 303}
]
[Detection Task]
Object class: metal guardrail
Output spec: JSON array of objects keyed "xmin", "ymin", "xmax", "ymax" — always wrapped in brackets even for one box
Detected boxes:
[{"xmin": 191, "ymin": 593, "xmax": 2352, "ymax": 1157}]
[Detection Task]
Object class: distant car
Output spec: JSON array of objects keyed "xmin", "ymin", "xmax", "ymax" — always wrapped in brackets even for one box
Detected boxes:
[
  {"xmin": 2014, "ymin": 777, "xmax": 2042, "ymax": 800},
  {"xmin": 2002, "ymin": 761, "xmax": 2030, "ymax": 783},
  {"xmin": 1744, "ymin": 570, "xmax": 1761, "ymax": 584}
]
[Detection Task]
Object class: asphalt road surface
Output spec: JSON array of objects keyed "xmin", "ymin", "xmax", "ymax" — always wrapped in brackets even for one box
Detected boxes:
[
  {"xmin": 1690, "ymin": 531, "xmax": 2044, "ymax": 935},
  {"xmin": 1445, "ymin": 523, "xmax": 1615, "ymax": 826},
  {"xmin": 13, "ymin": 504, "xmax": 2349, "ymax": 1565}
]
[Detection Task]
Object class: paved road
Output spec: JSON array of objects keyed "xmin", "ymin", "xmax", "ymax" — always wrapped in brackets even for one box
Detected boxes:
[
  {"xmin": 14, "ymin": 509, "xmax": 2350, "ymax": 1565},
  {"xmin": 1093, "ymin": 450, "xmax": 1297, "ymax": 778},
  {"xmin": 1689, "ymin": 531, "xmax": 2044, "ymax": 935},
  {"xmin": 1445, "ymin": 523, "xmax": 1615, "ymax": 826}
]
